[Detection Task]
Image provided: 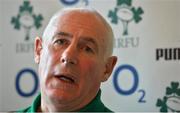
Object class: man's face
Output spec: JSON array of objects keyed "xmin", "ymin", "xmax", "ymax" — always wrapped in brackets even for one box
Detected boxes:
[{"xmin": 35, "ymin": 11, "xmax": 115, "ymax": 110}]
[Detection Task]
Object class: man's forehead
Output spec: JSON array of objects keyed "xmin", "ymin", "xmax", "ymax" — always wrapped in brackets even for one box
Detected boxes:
[
  {"xmin": 55, "ymin": 11, "xmax": 107, "ymax": 37},
  {"xmin": 54, "ymin": 23, "xmax": 102, "ymax": 45},
  {"xmin": 56, "ymin": 10, "xmax": 101, "ymax": 26},
  {"xmin": 59, "ymin": 8, "xmax": 96, "ymax": 18},
  {"xmin": 44, "ymin": 9, "xmax": 108, "ymax": 40},
  {"xmin": 43, "ymin": 8, "xmax": 112, "ymax": 56}
]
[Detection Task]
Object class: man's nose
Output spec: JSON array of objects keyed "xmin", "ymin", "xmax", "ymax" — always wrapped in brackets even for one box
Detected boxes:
[{"xmin": 60, "ymin": 44, "xmax": 78, "ymax": 65}]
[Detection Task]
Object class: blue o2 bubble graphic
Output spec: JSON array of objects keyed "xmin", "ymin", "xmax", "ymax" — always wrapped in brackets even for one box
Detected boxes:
[
  {"xmin": 113, "ymin": 64, "xmax": 139, "ymax": 95},
  {"xmin": 15, "ymin": 68, "xmax": 39, "ymax": 97},
  {"xmin": 60, "ymin": 0, "xmax": 79, "ymax": 5}
]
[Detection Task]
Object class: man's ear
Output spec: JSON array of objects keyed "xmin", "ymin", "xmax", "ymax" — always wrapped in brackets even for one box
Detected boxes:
[
  {"xmin": 34, "ymin": 37, "xmax": 43, "ymax": 64},
  {"xmin": 102, "ymin": 56, "xmax": 117, "ymax": 82}
]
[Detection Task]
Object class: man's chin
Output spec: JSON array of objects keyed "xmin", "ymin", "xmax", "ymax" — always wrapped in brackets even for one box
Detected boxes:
[{"xmin": 46, "ymin": 89, "xmax": 78, "ymax": 103}]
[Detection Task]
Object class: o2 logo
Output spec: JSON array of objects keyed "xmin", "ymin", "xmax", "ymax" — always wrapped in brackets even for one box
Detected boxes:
[
  {"xmin": 15, "ymin": 68, "xmax": 39, "ymax": 97},
  {"xmin": 60, "ymin": 0, "xmax": 89, "ymax": 6},
  {"xmin": 60, "ymin": 0, "xmax": 79, "ymax": 5},
  {"xmin": 113, "ymin": 64, "xmax": 146, "ymax": 103}
]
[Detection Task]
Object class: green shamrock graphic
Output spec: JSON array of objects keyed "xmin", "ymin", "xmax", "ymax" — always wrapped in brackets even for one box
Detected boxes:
[
  {"xmin": 108, "ymin": 0, "xmax": 144, "ymax": 35},
  {"xmin": 156, "ymin": 82, "xmax": 180, "ymax": 112},
  {"xmin": 11, "ymin": 1, "xmax": 43, "ymax": 41}
]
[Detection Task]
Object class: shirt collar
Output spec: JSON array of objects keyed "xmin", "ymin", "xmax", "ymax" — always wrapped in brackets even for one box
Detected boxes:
[
  {"xmin": 79, "ymin": 90, "xmax": 106, "ymax": 112},
  {"xmin": 30, "ymin": 90, "xmax": 106, "ymax": 112}
]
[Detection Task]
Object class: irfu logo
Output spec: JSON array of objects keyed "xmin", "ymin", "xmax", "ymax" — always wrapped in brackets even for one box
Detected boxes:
[
  {"xmin": 11, "ymin": 1, "xmax": 43, "ymax": 41},
  {"xmin": 156, "ymin": 82, "xmax": 180, "ymax": 112},
  {"xmin": 108, "ymin": 0, "xmax": 144, "ymax": 36}
]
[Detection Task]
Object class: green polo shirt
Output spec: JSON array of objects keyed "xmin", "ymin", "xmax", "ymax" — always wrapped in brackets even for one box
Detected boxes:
[{"xmin": 17, "ymin": 90, "xmax": 112, "ymax": 112}]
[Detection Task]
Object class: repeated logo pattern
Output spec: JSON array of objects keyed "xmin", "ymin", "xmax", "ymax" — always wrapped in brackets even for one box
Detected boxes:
[
  {"xmin": 11, "ymin": 1, "xmax": 43, "ymax": 41},
  {"xmin": 108, "ymin": 0, "xmax": 144, "ymax": 35}
]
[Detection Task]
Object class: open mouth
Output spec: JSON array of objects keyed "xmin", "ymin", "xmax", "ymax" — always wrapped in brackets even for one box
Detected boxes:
[{"xmin": 55, "ymin": 75, "xmax": 75, "ymax": 83}]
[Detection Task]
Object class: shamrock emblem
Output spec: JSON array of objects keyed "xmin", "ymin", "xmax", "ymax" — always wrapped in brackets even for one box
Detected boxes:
[
  {"xmin": 156, "ymin": 82, "xmax": 180, "ymax": 112},
  {"xmin": 11, "ymin": 1, "xmax": 43, "ymax": 41},
  {"xmin": 108, "ymin": 0, "xmax": 144, "ymax": 35}
]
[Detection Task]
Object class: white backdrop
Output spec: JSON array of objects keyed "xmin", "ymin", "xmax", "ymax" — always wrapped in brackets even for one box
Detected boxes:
[{"xmin": 0, "ymin": 0, "xmax": 180, "ymax": 112}]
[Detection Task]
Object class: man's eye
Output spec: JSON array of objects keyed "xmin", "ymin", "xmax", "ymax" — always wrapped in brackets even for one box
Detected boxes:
[
  {"xmin": 84, "ymin": 46, "xmax": 94, "ymax": 53},
  {"xmin": 54, "ymin": 39, "xmax": 68, "ymax": 45}
]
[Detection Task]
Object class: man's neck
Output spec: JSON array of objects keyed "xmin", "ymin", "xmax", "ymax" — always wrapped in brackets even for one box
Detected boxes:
[{"xmin": 40, "ymin": 91, "xmax": 101, "ymax": 112}]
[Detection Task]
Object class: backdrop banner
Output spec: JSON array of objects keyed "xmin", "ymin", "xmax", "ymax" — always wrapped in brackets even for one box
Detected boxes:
[{"xmin": 0, "ymin": 0, "xmax": 180, "ymax": 112}]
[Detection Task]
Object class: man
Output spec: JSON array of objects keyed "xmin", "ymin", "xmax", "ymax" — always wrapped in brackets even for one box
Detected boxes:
[{"xmin": 18, "ymin": 7, "xmax": 117, "ymax": 112}]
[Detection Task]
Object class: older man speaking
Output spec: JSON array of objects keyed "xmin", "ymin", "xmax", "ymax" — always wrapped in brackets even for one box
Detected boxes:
[{"xmin": 18, "ymin": 7, "xmax": 117, "ymax": 112}]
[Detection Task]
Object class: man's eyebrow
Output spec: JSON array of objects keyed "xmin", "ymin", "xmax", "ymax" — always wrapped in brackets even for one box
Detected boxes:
[
  {"xmin": 53, "ymin": 32, "xmax": 98, "ymax": 47},
  {"xmin": 81, "ymin": 37, "xmax": 98, "ymax": 47},
  {"xmin": 53, "ymin": 31, "xmax": 73, "ymax": 39}
]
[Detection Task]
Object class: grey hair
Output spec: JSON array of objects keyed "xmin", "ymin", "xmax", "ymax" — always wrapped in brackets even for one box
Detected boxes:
[{"xmin": 42, "ymin": 7, "xmax": 114, "ymax": 57}]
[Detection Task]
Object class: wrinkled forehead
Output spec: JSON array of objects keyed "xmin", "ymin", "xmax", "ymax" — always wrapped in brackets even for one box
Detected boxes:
[
  {"xmin": 43, "ymin": 9, "xmax": 113, "ymax": 56},
  {"xmin": 43, "ymin": 9, "xmax": 108, "ymax": 41}
]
